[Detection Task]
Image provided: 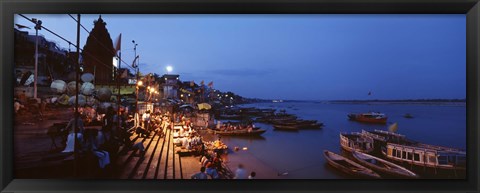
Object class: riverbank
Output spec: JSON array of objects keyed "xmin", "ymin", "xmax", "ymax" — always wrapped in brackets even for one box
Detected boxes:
[
  {"xmin": 197, "ymin": 130, "xmax": 281, "ymax": 179},
  {"xmin": 13, "ymin": 107, "xmax": 280, "ymax": 179}
]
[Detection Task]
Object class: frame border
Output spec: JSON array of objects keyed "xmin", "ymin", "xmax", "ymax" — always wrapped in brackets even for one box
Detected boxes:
[{"xmin": 1, "ymin": 0, "xmax": 479, "ymax": 192}]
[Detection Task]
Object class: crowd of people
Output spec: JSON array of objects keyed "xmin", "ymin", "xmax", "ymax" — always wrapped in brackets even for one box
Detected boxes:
[
  {"xmin": 14, "ymin": 90, "xmax": 248, "ymax": 179},
  {"xmin": 60, "ymin": 106, "xmax": 147, "ymax": 170},
  {"xmin": 215, "ymin": 121, "xmax": 256, "ymax": 132},
  {"xmin": 191, "ymin": 162, "xmax": 256, "ymax": 180}
]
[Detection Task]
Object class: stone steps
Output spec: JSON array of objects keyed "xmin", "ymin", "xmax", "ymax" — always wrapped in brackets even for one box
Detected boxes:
[{"xmin": 116, "ymin": 126, "xmax": 186, "ymax": 179}]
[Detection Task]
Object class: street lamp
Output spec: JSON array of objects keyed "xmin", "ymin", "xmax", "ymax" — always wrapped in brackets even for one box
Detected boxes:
[
  {"xmin": 132, "ymin": 40, "xmax": 140, "ymax": 127},
  {"xmin": 132, "ymin": 40, "xmax": 138, "ymax": 66}
]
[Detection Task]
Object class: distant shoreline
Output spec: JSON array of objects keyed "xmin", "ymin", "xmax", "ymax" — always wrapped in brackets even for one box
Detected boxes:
[
  {"xmin": 326, "ymin": 101, "xmax": 466, "ymax": 106},
  {"xmin": 244, "ymin": 99, "xmax": 466, "ymax": 106}
]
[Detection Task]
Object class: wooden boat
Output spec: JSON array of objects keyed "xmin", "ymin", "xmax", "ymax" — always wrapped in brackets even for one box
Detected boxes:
[
  {"xmin": 348, "ymin": 112, "xmax": 387, "ymax": 124},
  {"xmin": 381, "ymin": 142, "xmax": 466, "ymax": 171},
  {"xmin": 340, "ymin": 133, "xmax": 375, "ymax": 153},
  {"xmin": 361, "ymin": 129, "xmax": 409, "ymax": 144},
  {"xmin": 215, "ymin": 129, "xmax": 266, "ymax": 136},
  {"xmin": 297, "ymin": 122, "xmax": 323, "ymax": 129},
  {"xmin": 270, "ymin": 118, "xmax": 319, "ymax": 125},
  {"xmin": 351, "ymin": 151, "xmax": 419, "ymax": 178},
  {"xmin": 273, "ymin": 124, "xmax": 299, "ymax": 131},
  {"xmin": 323, "ymin": 150, "xmax": 381, "ymax": 179},
  {"xmin": 217, "ymin": 114, "xmax": 243, "ymax": 120}
]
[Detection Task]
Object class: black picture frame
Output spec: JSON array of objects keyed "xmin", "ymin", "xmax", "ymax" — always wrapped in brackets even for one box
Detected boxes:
[{"xmin": 1, "ymin": 0, "xmax": 479, "ymax": 192}]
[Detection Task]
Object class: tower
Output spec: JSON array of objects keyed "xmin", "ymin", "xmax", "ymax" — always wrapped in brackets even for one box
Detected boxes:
[{"xmin": 82, "ymin": 15, "xmax": 115, "ymax": 84}]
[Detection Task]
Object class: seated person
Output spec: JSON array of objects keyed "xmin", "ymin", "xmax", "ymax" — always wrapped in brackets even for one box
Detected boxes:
[
  {"xmin": 205, "ymin": 161, "xmax": 220, "ymax": 179},
  {"xmin": 191, "ymin": 167, "xmax": 208, "ymax": 179},
  {"xmin": 135, "ymin": 126, "xmax": 149, "ymax": 138}
]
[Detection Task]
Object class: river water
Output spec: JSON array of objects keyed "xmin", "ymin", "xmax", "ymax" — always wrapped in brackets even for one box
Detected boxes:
[{"xmin": 216, "ymin": 101, "xmax": 466, "ymax": 179}]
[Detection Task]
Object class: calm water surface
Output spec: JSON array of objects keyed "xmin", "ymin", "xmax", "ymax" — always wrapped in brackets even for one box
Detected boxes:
[{"xmin": 217, "ymin": 101, "xmax": 466, "ymax": 179}]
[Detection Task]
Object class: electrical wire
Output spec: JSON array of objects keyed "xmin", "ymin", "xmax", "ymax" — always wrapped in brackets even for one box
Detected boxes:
[
  {"xmin": 18, "ymin": 14, "xmax": 135, "ymax": 76},
  {"xmin": 67, "ymin": 14, "xmax": 137, "ymax": 72}
]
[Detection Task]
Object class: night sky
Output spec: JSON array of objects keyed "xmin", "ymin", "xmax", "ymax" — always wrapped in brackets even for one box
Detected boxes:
[{"xmin": 15, "ymin": 14, "xmax": 466, "ymax": 100}]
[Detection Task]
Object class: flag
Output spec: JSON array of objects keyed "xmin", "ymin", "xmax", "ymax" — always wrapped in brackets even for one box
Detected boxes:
[
  {"xmin": 15, "ymin": 24, "xmax": 31, "ymax": 29},
  {"xmin": 208, "ymin": 81, "xmax": 213, "ymax": 88},
  {"xmin": 131, "ymin": 55, "xmax": 139, "ymax": 68},
  {"xmin": 388, "ymin": 122, "xmax": 398, "ymax": 133},
  {"xmin": 114, "ymin": 33, "xmax": 122, "ymax": 57}
]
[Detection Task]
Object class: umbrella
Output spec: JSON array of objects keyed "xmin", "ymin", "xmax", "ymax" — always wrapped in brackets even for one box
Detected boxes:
[
  {"xmin": 197, "ymin": 103, "xmax": 211, "ymax": 110},
  {"xmin": 97, "ymin": 88, "xmax": 112, "ymax": 102},
  {"xmin": 179, "ymin": 104, "xmax": 194, "ymax": 109},
  {"xmin": 68, "ymin": 94, "xmax": 86, "ymax": 106},
  {"xmin": 81, "ymin": 82, "xmax": 95, "ymax": 95},
  {"xmin": 66, "ymin": 81, "xmax": 81, "ymax": 96},
  {"xmin": 81, "ymin": 73, "xmax": 94, "ymax": 82},
  {"xmin": 50, "ymin": 79, "xmax": 67, "ymax": 94}
]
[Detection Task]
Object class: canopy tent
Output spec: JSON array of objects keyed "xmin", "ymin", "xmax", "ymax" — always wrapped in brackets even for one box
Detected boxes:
[{"xmin": 197, "ymin": 103, "xmax": 211, "ymax": 110}]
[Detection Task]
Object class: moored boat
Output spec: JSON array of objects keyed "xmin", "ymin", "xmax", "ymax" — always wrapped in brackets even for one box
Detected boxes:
[
  {"xmin": 351, "ymin": 151, "xmax": 419, "ymax": 179},
  {"xmin": 271, "ymin": 120, "xmax": 323, "ymax": 129},
  {"xmin": 361, "ymin": 129, "xmax": 409, "ymax": 144},
  {"xmin": 403, "ymin": 113, "xmax": 414, "ymax": 118},
  {"xmin": 273, "ymin": 124, "xmax": 299, "ymax": 131},
  {"xmin": 381, "ymin": 142, "xmax": 466, "ymax": 171},
  {"xmin": 348, "ymin": 112, "xmax": 387, "ymax": 124},
  {"xmin": 323, "ymin": 150, "xmax": 381, "ymax": 179},
  {"xmin": 215, "ymin": 129, "xmax": 266, "ymax": 137},
  {"xmin": 297, "ymin": 122, "xmax": 323, "ymax": 129},
  {"xmin": 217, "ymin": 114, "xmax": 243, "ymax": 120},
  {"xmin": 340, "ymin": 132, "xmax": 375, "ymax": 153},
  {"xmin": 362, "ymin": 129, "xmax": 467, "ymax": 171}
]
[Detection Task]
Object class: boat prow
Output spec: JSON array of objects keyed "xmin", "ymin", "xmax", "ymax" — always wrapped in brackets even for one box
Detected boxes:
[{"xmin": 323, "ymin": 150, "xmax": 381, "ymax": 179}]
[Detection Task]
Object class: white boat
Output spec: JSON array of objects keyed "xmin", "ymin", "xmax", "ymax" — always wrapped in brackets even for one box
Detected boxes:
[
  {"xmin": 352, "ymin": 151, "xmax": 419, "ymax": 178},
  {"xmin": 340, "ymin": 132, "xmax": 375, "ymax": 153},
  {"xmin": 323, "ymin": 150, "xmax": 381, "ymax": 179},
  {"xmin": 382, "ymin": 142, "xmax": 466, "ymax": 171}
]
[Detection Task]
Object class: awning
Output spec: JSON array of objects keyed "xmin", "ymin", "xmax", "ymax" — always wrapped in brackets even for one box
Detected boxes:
[{"xmin": 197, "ymin": 103, "xmax": 211, "ymax": 110}]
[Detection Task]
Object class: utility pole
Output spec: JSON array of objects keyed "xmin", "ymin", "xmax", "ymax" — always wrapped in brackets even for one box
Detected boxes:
[
  {"xmin": 33, "ymin": 18, "xmax": 42, "ymax": 100},
  {"xmin": 117, "ymin": 51, "xmax": 121, "ymax": 130},
  {"xmin": 74, "ymin": 14, "xmax": 81, "ymax": 177},
  {"xmin": 132, "ymin": 40, "xmax": 140, "ymax": 126}
]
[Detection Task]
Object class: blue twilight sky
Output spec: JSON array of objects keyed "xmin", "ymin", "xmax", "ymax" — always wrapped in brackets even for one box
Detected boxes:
[{"xmin": 15, "ymin": 14, "xmax": 466, "ymax": 100}]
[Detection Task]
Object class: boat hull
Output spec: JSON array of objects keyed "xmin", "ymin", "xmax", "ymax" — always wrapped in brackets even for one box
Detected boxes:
[
  {"xmin": 340, "ymin": 133, "xmax": 375, "ymax": 153},
  {"xmin": 323, "ymin": 150, "xmax": 381, "ymax": 179},
  {"xmin": 348, "ymin": 113, "xmax": 387, "ymax": 124},
  {"xmin": 352, "ymin": 151, "xmax": 419, "ymax": 179},
  {"xmin": 273, "ymin": 125, "xmax": 299, "ymax": 131},
  {"xmin": 215, "ymin": 129, "xmax": 266, "ymax": 137}
]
